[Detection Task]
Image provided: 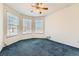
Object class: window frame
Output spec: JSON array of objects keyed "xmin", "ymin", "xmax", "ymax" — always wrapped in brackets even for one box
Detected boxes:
[
  {"xmin": 23, "ymin": 18, "xmax": 32, "ymax": 34},
  {"xmin": 7, "ymin": 12, "xmax": 19, "ymax": 37},
  {"xmin": 34, "ymin": 18, "xmax": 44, "ymax": 34}
]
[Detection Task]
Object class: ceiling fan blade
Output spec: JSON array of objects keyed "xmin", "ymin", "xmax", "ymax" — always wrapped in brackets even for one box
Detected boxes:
[
  {"xmin": 36, "ymin": 3, "xmax": 40, "ymax": 5},
  {"xmin": 42, "ymin": 8, "xmax": 48, "ymax": 10},
  {"xmin": 32, "ymin": 5, "xmax": 40, "ymax": 9}
]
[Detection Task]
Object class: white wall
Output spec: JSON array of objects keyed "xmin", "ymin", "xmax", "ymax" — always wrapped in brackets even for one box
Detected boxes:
[
  {"xmin": 45, "ymin": 4, "xmax": 79, "ymax": 48},
  {"xmin": 0, "ymin": 4, "xmax": 3, "ymax": 51}
]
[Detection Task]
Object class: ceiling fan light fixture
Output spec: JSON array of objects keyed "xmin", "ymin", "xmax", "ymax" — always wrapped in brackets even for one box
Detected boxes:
[{"xmin": 31, "ymin": 3, "xmax": 48, "ymax": 14}]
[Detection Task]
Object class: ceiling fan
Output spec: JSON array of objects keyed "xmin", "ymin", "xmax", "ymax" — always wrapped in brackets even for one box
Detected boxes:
[{"xmin": 31, "ymin": 3, "xmax": 48, "ymax": 14}]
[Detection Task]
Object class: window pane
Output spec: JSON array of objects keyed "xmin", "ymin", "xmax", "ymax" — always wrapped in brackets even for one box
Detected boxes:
[
  {"xmin": 23, "ymin": 19, "xmax": 32, "ymax": 34},
  {"xmin": 35, "ymin": 19, "xmax": 44, "ymax": 33},
  {"xmin": 7, "ymin": 12, "xmax": 19, "ymax": 36}
]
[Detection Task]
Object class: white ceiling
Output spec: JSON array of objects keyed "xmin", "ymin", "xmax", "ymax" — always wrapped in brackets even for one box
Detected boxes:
[{"xmin": 6, "ymin": 3, "xmax": 74, "ymax": 16}]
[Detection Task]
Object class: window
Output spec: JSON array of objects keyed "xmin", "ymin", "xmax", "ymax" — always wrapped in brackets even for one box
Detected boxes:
[
  {"xmin": 23, "ymin": 18, "xmax": 32, "ymax": 34},
  {"xmin": 7, "ymin": 12, "xmax": 19, "ymax": 36},
  {"xmin": 35, "ymin": 19, "xmax": 44, "ymax": 33}
]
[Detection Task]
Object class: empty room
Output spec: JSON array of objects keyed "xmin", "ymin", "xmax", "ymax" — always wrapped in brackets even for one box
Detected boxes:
[{"xmin": 0, "ymin": 3, "xmax": 79, "ymax": 56}]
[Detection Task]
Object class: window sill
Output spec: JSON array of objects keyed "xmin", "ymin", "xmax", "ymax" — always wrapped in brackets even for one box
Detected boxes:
[{"xmin": 6, "ymin": 34, "xmax": 18, "ymax": 38}]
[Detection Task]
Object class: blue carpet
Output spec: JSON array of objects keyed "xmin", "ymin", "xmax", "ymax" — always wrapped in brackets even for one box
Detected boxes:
[{"xmin": 0, "ymin": 38, "xmax": 79, "ymax": 56}]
